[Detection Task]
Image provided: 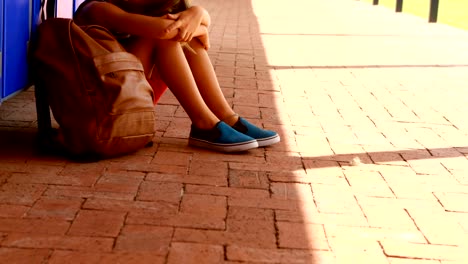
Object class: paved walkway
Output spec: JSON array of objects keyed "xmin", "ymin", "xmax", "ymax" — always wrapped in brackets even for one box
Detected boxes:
[{"xmin": 1, "ymin": 0, "xmax": 468, "ymax": 263}]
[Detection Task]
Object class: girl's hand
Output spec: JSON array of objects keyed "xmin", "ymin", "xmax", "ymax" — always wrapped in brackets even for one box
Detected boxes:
[
  {"xmin": 164, "ymin": 6, "xmax": 204, "ymax": 42},
  {"xmin": 195, "ymin": 27, "xmax": 210, "ymax": 50},
  {"xmin": 163, "ymin": 13, "xmax": 178, "ymax": 21}
]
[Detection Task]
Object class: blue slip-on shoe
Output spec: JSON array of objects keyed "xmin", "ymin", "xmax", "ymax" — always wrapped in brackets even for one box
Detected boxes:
[
  {"xmin": 189, "ymin": 121, "xmax": 259, "ymax": 152},
  {"xmin": 231, "ymin": 117, "xmax": 280, "ymax": 147}
]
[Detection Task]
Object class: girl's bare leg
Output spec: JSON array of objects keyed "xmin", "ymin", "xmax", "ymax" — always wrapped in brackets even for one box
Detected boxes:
[
  {"xmin": 183, "ymin": 39, "xmax": 280, "ymax": 148},
  {"xmin": 183, "ymin": 39, "xmax": 239, "ymax": 126},
  {"xmin": 123, "ymin": 37, "xmax": 278, "ymax": 150},
  {"xmin": 125, "ymin": 37, "xmax": 219, "ymax": 130}
]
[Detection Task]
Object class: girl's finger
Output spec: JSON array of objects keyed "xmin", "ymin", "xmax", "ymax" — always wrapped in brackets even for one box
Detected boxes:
[
  {"xmin": 165, "ymin": 21, "xmax": 181, "ymax": 33},
  {"xmin": 166, "ymin": 13, "xmax": 178, "ymax": 20},
  {"xmin": 187, "ymin": 34, "xmax": 193, "ymax": 43}
]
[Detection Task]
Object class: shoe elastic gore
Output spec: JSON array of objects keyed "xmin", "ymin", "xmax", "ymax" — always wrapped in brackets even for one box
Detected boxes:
[
  {"xmin": 233, "ymin": 117, "xmax": 280, "ymax": 147},
  {"xmin": 189, "ymin": 122, "xmax": 258, "ymax": 152}
]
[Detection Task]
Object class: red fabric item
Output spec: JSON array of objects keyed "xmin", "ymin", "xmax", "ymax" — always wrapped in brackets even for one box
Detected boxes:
[
  {"xmin": 149, "ymin": 78, "xmax": 168, "ymax": 105},
  {"xmin": 147, "ymin": 70, "xmax": 168, "ymax": 105}
]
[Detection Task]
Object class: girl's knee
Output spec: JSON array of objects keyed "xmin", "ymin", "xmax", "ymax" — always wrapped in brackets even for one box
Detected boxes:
[{"xmin": 153, "ymin": 39, "xmax": 181, "ymax": 50}]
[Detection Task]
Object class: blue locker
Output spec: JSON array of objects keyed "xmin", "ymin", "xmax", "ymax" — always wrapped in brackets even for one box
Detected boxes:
[
  {"xmin": 1, "ymin": 0, "xmax": 33, "ymax": 101},
  {"xmin": 0, "ymin": 1, "xmax": 3, "ymax": 99}
]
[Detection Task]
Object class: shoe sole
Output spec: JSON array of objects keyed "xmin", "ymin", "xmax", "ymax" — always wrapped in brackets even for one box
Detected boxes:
[
  {"xmin": 257, "ymin": 134, "xmax": 281, "ymax": 147},
  {"xmin": 188, "ymin": 138, "xmax": 259, "ymax": 152}
]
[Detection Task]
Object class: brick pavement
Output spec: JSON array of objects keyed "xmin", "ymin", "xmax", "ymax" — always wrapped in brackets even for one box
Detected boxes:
[{"xmin": 1, "ymin": 0, "xmax": 468, "ymax": 263}]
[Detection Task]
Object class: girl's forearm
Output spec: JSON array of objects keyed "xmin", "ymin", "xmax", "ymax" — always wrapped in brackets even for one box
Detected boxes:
[
  {"xmin": 193, "ymin": 25, "xmax": 208, "ymax": 38},
  {"xmin": 161, "ymin": 24, "xmax": 208, "ymax": 41},
  {"xmin": 201, "ymin": 8, "xmax": 211, "ymax": 27},
  {"xmin": 191, "ymin": 5, "xmax": 211, "ymax": 27},
  {"xmin": 81, "ymin": 2, "xmax": 209, "ymax": 40}
]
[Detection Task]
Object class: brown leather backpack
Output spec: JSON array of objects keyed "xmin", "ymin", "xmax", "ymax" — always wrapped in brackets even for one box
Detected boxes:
[{"xmin": 33, "ymin": 18, "xmax": 155, "ymax": 158}]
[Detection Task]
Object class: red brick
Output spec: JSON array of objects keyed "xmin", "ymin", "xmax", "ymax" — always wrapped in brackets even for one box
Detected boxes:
[
  {"xmin": 416, "ymin": 174, "xmax": 461, "ymax": 191},
  {"xmin": 325, "ymin": 225, "xmax": 426, "ymax": 244},
  {"xmin": 389, "ymin": 258, "xmax": 441, "ymax": 264},
  {"xmin": 185, "ymin": 184, "xmax": 269, "ymax": 199},
  {"xmin": 344, "ymin": 170, "xmax": 395, "ymax": 197},
  {"xmin": 167, "ymin": 242, "xmax": 224, "ymax": 264},
  {"xmin": 275, "ymin": 208, "xmax": 368, "ymax": 226},
  {"xmin": 192, "ymin": 150, "xmax": 265, "ymax": 164},
  {"xmin": 361, "ymin": 205, "xmax": 416, "ymax": 229},
  {"xmin": 136, "ymin": 181, "xmax": 183, "ymax": 203},
  {"xmin": 329, "ymin": 236, "xmax": 389, "ymax": 264},
  {"xmin": 233, "ymin": 90, "xmax": 257, "ymax": 104},
  {"xmin": 227, "ymin": 218, "xmax": 276, "ymax": 245},
  {"xmin": 114, "ymin": 225, "xmax": 173, "ymax": 254},
  {"xmin": 304, "ymin": 159, "xmax": 343, "ymax": 178},
  {"xmin": 25, "ymin": 156, "xmax": 67, "ymax": 167},
  {"xmin": 26, "ymin": 196, "xmax": 83, "ymax": 220},
  {"xmin": 277, "ymin": 222, "xmax": 329, "ymax": 250},
  {"xmin": 94, "ymin": 173, "xmax": 143, "ymax": 194},
  {"xmin": 127, "ymin": 211, "xmax": 225, "ymax": 230},
  {"xmin": 108, "ymin": 162, "xmax": 188, "ymax": 174},
  {"xmin": 151, "ymin": 151, "xmax": 192, "ymax": 166},
  {"xmin": 448, "ymin": 212, "xmax": 468, "ymax": 234},
  {"xmin": 154, "ymin": 104, "xmax": 178, "ymax": 117},
  {"xmin": 231, "ymin": 105, "xmax": 260, "ymax": 119},
  {"xmin": 448, "ymin": 171, "xmax": 468, "ymax": 185},
  {"xmin": 368, "ymin": 151, "xmax": 405, "ymax": 164},
  {"xmin": 146, "ymin": 172, "xmax": 228, "ymax": 187},
  {"xmin": 228, "ymin": 206, "xmax": 274, "ymax": 221},
  {"xmin": 68, "ymin": 210, "xmax": 126, "ymax": 237},
  {"xmin": 406, "ymin": 209, "xmax": 467, "ymax": 245},
  {"xmin": 226, "ymin": 245, "xmax": 317, "ymax": 263},
  {"xmin": 189, "ymin": 160, "xmax": 228, "ymax": 177},
  {"xmin": 229, "ymin": 196, "xmax": 300, "ymax": 211},
  {"xmin": 268, "ymin": 169, "xmax": 344, "ymax": 185},
  {"xmin": 49, "ymin": 250, "xmax": 165, "ymax": 264},
  {"xmin": 434, "ymin": 192, "xmax": 468, "ymax": 213},
  {"xmin": 381, "ymin": 240, "xmax": 465, "ymax": 261},
  {"xmin": 295, "ymin": 136, "xmax": 334, "ymax": 156},
  {"xmin": 180, "ymin": 194, "xmax": 227, "ymax": 218},
  {"xmin": 83, "ymin": 198, "xmax": 178, "ymax": 215},
  {"xmin": 60, "ymin": 162, "xmax": 107, "ymax": 177},
  {"xmin": 173, "ymin": 203, "xmax": 277, "ymax": 247},
  {"xmin": 20, "ymin": 164, "xmax": 64, "ymax": 175},
  {"xmin": 380, "ymin": 173, "xmax": 442, "ymax": 200},
  {"xmin": 228, "ymin": 170, "xmax": 269, "ymax": 189},
  {"xmin": 441, "ymin": 260, "xmax": 468, "ymax": 264},
  {"xmin": 0, "ymin": 248, "xmax": 50, "ymax": 263},
  {"xmin": 0, "ymin": 183, "xmax": 47, "ymax": 205},
  {"xmin": 2, "ymin": 233, "xmax": 113, "ymax": 252},
  {"xmin": 0, "ymin": 218, "xmax": 70, "ymax": 235},
  {"xmin": 107, "ymin": 153, "xmax": 153, "ymax": 164},
  {"xmin": 266, "ymin": 151, "xmax": 303, "ymax": 167},
  {"xmin": 312, "ymin": 184, "xmax": 362, "ymax": 214},
  {"xmin": 270, "ymin": 182, "xmax": 313, "ymax": 200},
  {"xmin": 0, "ymin": 162, "xmax": 29, "ymax": 173},
  {"xmin": 8, "ymin": 172, "xmax": 99, "ymax": 187},
  {"xmin": 215, "ymin": 62, "xmax": 235, "ymax": 71},
  {"xmin": 157, "ymin": 139, "xmax": 192, "ymax": 154},
  {"xmin": 439, "ymin": 157, "xmax": 468, "ymax": 172},
  {"xmin": 228, "ymin": 162, "xmax": 298, "ymax": 173},
  {"xmin": 103, "ymin": 169, "xmax": 146, "ymax": 179},
  {"xmin": 356, "ymin": 196, "xmax": 444, "ymax": 212},
  {"xmin": 173, "ymin": 207, "xmax": 274, "ymax": 244},
  {"xmin": 0, "ymin": 204, "xmax": 30, "ymax": 217},
  {"xmin": 235, "ymin": 67, "xmax": 255, "ymax": 78},
  {"xmin": 44, "ymin": 185, "xmax": 136, "ymax": 201},
  {"xmin": 0, "ymin": 171, "xmax": 10, "ymax": 182}
]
